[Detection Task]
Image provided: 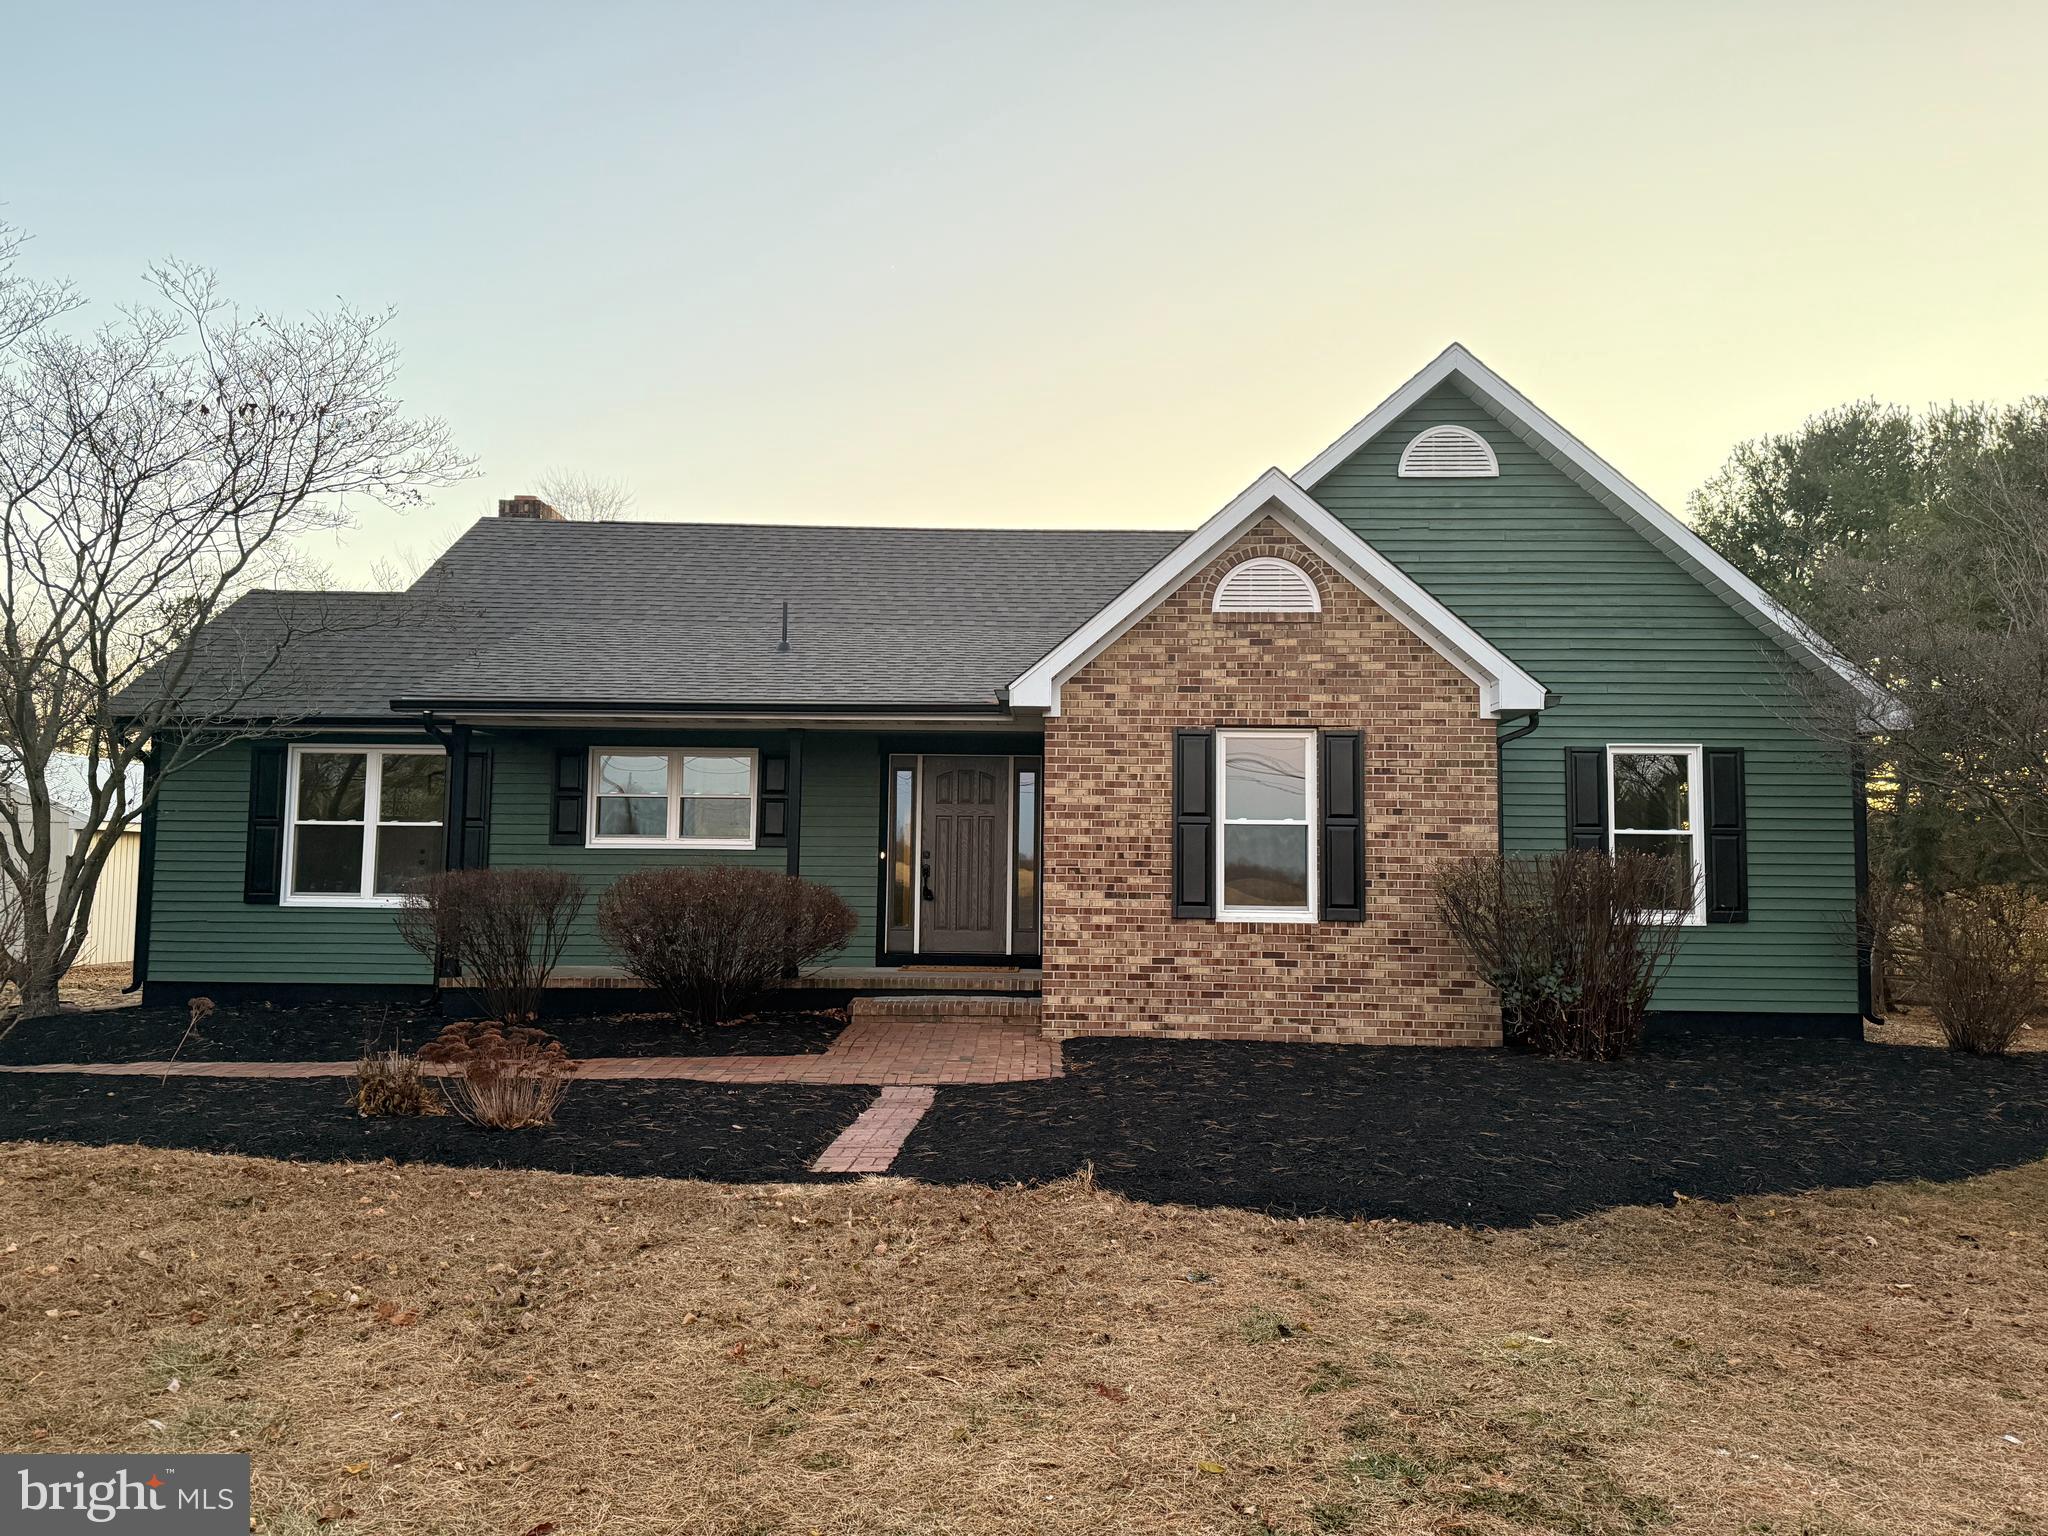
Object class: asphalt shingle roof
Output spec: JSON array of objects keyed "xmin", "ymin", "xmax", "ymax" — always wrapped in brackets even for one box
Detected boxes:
[{"xmin": 139, "ymin": 518, "xmax": 1187, "ymax": 721}]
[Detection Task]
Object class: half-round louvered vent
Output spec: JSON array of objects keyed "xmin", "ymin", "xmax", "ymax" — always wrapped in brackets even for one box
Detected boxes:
[
  {"xmin": 1212, "ymin": 558, "xmax": 1321, "ymax": 614},
  {"xmin": 1397, "ymin": 424, "xmax": 1499, "ymax": 478}
]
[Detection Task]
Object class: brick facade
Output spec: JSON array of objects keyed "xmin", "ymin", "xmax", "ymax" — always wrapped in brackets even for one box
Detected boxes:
[{"xmin": 1040, "ymin": 513, "xmax": 1501, "ymax": 1046}]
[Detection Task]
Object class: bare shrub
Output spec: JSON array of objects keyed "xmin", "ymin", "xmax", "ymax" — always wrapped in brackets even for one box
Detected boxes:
[
  {"xmin": 353, "ymin": 1048, "xmax": 444, "ymax": 1118},
  {"xmin": 596, "ymin": 866, "xmax": 857, "ymax": 1027},
  {"xmin": 394, "ymin": 868, "xmax": 585, "ymax": 1024},
  {"xmin": 1917, "ymin": 888, "xmax": 2047, "ymax": 1055},
  {"xmin": 418, "ymin": 1020, "xmax": 576, "ymax": 1129},
  {"xmin": 1433, "ymin": 850, "xmax": 1692, "ymax": 1060}
]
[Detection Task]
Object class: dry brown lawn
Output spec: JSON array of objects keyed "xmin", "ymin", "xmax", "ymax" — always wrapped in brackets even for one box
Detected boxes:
[
  {"xmin": 1868, "ymin": 1004, "xmax": 2046, "ymax": 1055},
  {"xmin": 0, "ymin": 962, "xmax": 138, "ymax": 1022},
  {"xmin": 2, "ymin": 1142, "xmax": 2043, "ymax": 1536}
]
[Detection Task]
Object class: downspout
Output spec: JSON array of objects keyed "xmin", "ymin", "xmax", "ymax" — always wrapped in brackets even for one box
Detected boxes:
[
  {"xmin": 1852, "ymin": 746, "xmax": 1875, "ymax": 1023},
  {"xmin": 1494, "ymin": 707, "xmax": 1545, "ymax": 856}
]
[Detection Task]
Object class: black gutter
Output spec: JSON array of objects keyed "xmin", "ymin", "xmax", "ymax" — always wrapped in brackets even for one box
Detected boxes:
[
  {"xmin": 1852, "ymin": 747, "xmax": 1875, "ymax": 1022},
  {"xmin": 384, "ymin": 697, "xmax": 1016, "ymax": 717},
  {"xmin": 1495, "ymin": 706, "xmax": 1546, "ymax": 855}
]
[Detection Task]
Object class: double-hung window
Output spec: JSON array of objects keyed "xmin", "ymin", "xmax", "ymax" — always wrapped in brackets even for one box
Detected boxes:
[
  {"xmin": 1216, "ymin": 729, "xmax": 1317, "ymax": 922},
  {"xmin": 1607, "ymin": 743, "xmax": 1705, "ymax": 924},
  {"xmin": 589, "ymin": 747, "xmax": 758, "ymax": 848},
  {"xmin": 285, "ymin": 746, "xmax": 445, "ymax": 905}
]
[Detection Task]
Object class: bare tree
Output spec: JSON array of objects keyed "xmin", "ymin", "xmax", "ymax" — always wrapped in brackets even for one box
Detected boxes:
[
  {"xmin": 0, "ymin": 226, "xmax": 472, "ymax": 1017},
  {"xmin": 533, "ymin": 467, "xmax": 635, "ymax": 522}
]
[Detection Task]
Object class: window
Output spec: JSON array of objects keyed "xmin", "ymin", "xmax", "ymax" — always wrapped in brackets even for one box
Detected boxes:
[
  {"xmin": 1397, "ymin": 424, "xmax": 1500, "ymax": 478},
  {"xmin": 285, "ymin": 746, "xmax": 445, "ymax": 905},
  {"xmin": 588, "ymin": 748, "xmax": 757, "ymax": 848},
  {"xmin": 1213, "ymin": 558, "xmax": 1321, "ymax": 614},
  {"xmin": 1013, "ymin": 758, "xmax": 1041, "ymax": 947},
  {"xmin": 1216, "ymin": 730, "xmax": 1317, "ymax": 921},
  {"xmin": 1607, "ymin": 744, "xmax": 1705, "ymax": 924}
]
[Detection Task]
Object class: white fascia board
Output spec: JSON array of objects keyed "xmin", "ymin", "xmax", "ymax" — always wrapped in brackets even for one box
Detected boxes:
[
  {"xmin": 1008, "ymin": 466, "xmax": 1546, "ymax": 718},
  {"xmin": 1296, "ymin": 343, "xmax": 1901, "ymax": 729}
]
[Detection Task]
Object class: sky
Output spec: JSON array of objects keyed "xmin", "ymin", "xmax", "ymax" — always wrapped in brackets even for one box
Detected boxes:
[{"xmin": 8, "ymin": 1, "xmax": 2046, "ymax": 586}]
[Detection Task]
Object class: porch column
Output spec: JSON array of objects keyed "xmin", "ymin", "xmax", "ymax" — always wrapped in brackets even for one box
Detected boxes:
[
  {"xmin": 784, "ymin": 728, "xmax": 804, "ymax": 877},
  {"xmin": 441, "ymin": 723, "xmax": 472, "ymax": 871}
]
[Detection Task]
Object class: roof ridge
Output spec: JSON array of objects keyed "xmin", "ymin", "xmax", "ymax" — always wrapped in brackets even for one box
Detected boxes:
[{"xmin": 462, "ymin": 517, "xmax": 1188, "ymax": 537}]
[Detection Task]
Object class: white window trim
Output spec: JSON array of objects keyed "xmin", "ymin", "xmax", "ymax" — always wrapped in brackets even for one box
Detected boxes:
[
  {"xmin": 1605, "ymin": 742, "xmax": 1706, "ymax": 927},
  {"xmin": 282, "ymin": 744, "xmax": 446, "ymax": 909},
  {"xmin": 587, "ymin": 746, "xmax": 760, "ymax": 850},
  {"xmin": 1215, "ymin": 728, "xmax": 1319, "ymax": 924}
]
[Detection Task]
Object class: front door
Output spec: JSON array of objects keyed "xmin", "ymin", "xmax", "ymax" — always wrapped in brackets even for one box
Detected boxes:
[{"xmin": 919, "ymin": 755, "xmax": 1008, "ymax": 954}]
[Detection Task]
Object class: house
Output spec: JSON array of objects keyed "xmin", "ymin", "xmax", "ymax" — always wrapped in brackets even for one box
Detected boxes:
[
  {"xmin": 5, "ymin": 754, "xmax": 145, "ymax": 971},
  {"xmin": 124, "ymin": 346, "xmax": 1879, "ymax": 1043}
]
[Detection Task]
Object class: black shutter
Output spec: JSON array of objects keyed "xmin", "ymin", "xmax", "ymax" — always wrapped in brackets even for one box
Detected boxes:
[
  {"xmin": 1319, "ymin": 730, "xmax": 1366, "ymax": 922},
  {"xmin": 461, "ymin": 747, "xmax": 493, "ymax": 868},
  {"xmin": 1565, "ymin": 748, "xmax": 1607, "ymax": 852},
  {"xmin": 1704, "ymin": 747, "xmax": 1748, "ymax": 923},
  {"xmin": 759, "ymin": 752, "xmax": 790, "ymax": 848},
  {"xmin": 1172, "ymin": 729, "xmax": 1215, "ymax": 919},
  {"xmin": 550, "ymin": 747, "xmax": 586, "ymax": 846},
  {"xmin": 243, "ymin": 740, "xmax": 288, "ymax": 904}
]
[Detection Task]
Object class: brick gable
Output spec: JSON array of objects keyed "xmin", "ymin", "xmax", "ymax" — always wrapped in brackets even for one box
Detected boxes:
[{"xmin": 1040, "ymin": 513, "xmax": 1500, "ymax": 1045}]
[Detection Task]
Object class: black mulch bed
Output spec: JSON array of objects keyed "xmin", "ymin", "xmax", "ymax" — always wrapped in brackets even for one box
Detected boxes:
[
  {"xmin": 892, "ymin": 1034, "xmax": 2048, "ymax": 1226},
  {"xmin": 0, "ymin": 1002, "xmax": 847, "ymax": 1066},
  {"xmin": 0, "ymin": 1074, "xmax": 869, "ymax": 1183}
]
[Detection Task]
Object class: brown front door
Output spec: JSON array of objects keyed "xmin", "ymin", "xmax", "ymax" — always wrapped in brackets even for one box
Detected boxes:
[{"xmin": 920, "ymin": 755, "xmax": 1008, "ymax": 954}]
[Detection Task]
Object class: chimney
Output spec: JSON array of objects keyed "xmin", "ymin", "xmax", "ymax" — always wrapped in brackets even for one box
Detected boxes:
[{"xmin": 497, "ymin": 493, "xmax": 564, "ymax": 521}]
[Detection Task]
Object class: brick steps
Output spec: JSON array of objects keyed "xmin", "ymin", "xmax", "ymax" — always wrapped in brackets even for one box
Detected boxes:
[{"xmin": 848, "ymin": 993, "xmax": 1043, "ymax": 1027}]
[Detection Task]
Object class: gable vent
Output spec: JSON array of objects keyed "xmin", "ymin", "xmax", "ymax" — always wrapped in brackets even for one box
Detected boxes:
[
  {"xmin": 1213, "ymin": 558, "xmax": 1321, "ymax": 614},
  {"xmin": 1398, "ymin": 424, "xmax": 1499, "ymax": 478}
]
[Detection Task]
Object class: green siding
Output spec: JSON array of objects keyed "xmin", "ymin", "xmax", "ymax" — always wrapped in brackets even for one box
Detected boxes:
[
  {"xmin": 147, "ymin": 729, "xmax": 888, "ymax": 986},
  {"xmin": 1313, "ymin": 383, "xmax": 1858, "ymax": 1014},
  {"xmin": 794, "ymin": 732, "xmax": 883, "ymax": 964},
  {"xmin": 148, "ymin": 735, "xmax": 435, "ymax": 985},
  {"xmin": 481, "ymin": 729, "xmax": 881, "ymax": 967}
]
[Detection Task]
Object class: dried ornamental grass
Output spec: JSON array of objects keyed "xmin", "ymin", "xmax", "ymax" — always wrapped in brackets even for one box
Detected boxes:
[
  {"xmin": 351, "ymin": 1048, "xmax": 445, "ymax": 1118},
  {"xmin": 417, "ymin": 1019, "xmax": 576, "ymax": 1129}
]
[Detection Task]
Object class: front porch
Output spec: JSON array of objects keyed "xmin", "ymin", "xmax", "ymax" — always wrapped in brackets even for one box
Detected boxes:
[{"xmin": 511, "ymin": 964, "xmax": 1042, "ymax": 996}]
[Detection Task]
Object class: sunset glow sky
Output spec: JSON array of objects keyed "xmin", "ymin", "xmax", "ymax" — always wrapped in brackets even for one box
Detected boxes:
[{"xmin": 10, "ymin": 1, "xmax": 2046, "ymax": 583}]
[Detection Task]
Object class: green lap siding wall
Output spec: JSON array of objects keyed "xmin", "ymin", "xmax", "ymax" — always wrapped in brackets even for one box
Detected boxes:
[
  {"xmin": 145, "ymin": 729, "xmax": 885, "ymax": 987},
  {"xmin": 147, "ymin": 735, "xmax": 435, "ymax": 985},
  {"xmin": 478, "ymin": 729, "xmax": 881, "ymax": 967},
  {"xmin": 1310, "ymin": 383, "xmax": 1858, "ymax": 1015}
]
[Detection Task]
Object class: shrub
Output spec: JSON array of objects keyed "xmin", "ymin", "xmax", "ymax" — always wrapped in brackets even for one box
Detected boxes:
[
  {"xmin": 419, "ymin": 1020, "xmax": 576, "ymax": 1128},
  {"xmin": 352, "ymin": 1048, "xmax": 444, "ymax": 1118},
  {"xmin": 394, "ymin": 868, "xmax": 586, "ymax": 1024},
  {"xmin": 596, "ymin": 866, "xmax": 858, "ymax": 1026},
  {"xmin": 1917, "ymin": 887, "xmax": 2046, "ymax": 1054},
  {"xmin": 1432, "ymin": 849, "xmax": 1691, "ymax": 1060}
]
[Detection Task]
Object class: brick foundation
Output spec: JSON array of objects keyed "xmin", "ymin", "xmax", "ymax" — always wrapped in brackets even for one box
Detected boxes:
[{"xmin": 1040, "ymin": 513, "xmax": 1501, "ymax": 1046}]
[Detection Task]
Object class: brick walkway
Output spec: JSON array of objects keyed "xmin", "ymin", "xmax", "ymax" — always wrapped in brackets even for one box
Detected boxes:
[
  {"xmin": 1, "ymin": 1017, "xmax": 1058, "ymax": 1178},
  {"xmin": 810, "ymin": 1086, "xmax": 938, "ymax": 1174},
  {"xmin": 0, "ymin": 1017, "xmax": 1061, "ymax": 1088}
]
